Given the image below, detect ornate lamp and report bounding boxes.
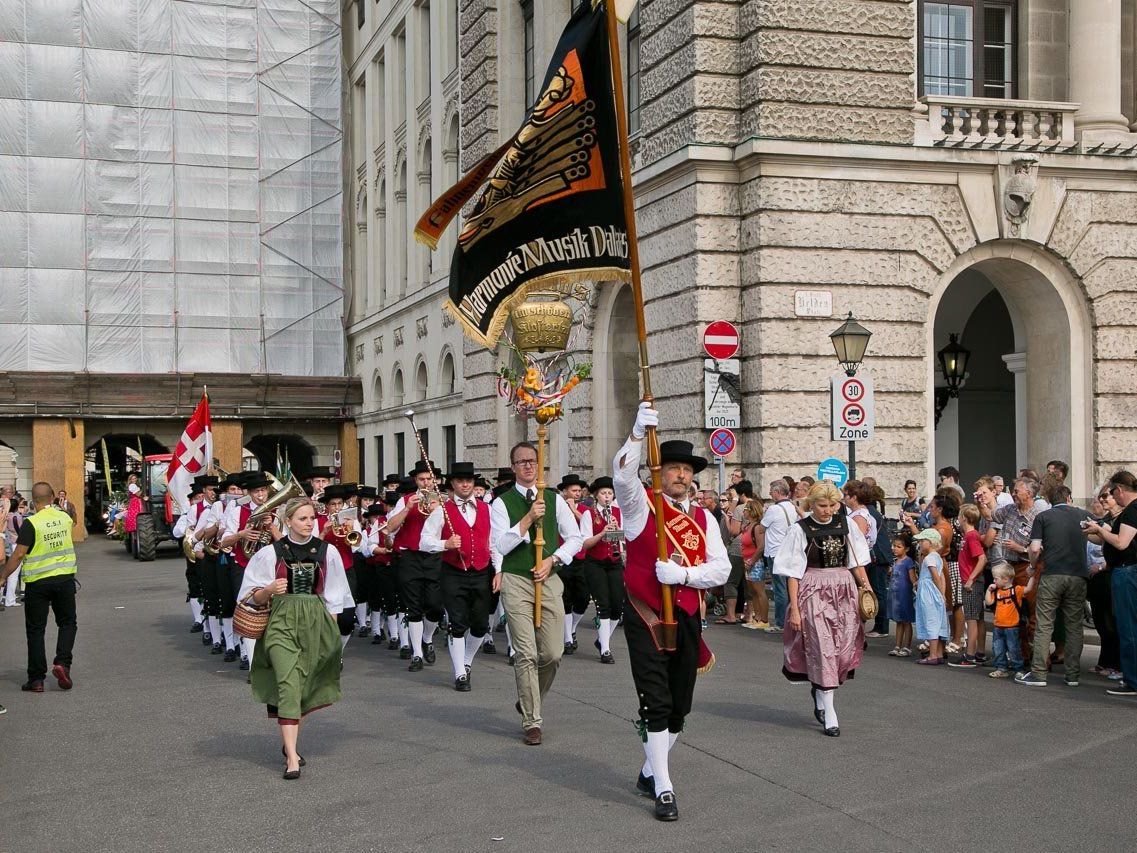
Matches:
[934,333,971,427]
[829,312,872,376]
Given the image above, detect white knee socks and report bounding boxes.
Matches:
[598,618,613,654]
[642,732,680,781]
[563,617,574,644]
[409,620,424,658]
[448,635,466,679]
[821,689,838,729]
[340,633,350,650]
[355,604,369,627]
[464,632,482,666]
[815,688,826,713]
[398,615,409,648]
[423,619,438,644]
[571,612,584,634]
[386,614,399,641]
[644,731,673,795]
[242,637,255,661]
[189,599,203,624]
[203,615,213,638]
[221,618,237,650]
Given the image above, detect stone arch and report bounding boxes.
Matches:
[414,357,430,401]
[243,434,316,478]
[438,348,456,395]
[371,368,384,411]
[928,239,1093,499]
[591,281,641,473]
[391,363,405,407]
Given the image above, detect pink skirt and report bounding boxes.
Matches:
[782,567,864,690]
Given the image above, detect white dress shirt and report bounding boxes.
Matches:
[611,436,730,589]
[420,497,481,553]
[489,482,584,574]
[238,535,353,615]
[772,513,871,580]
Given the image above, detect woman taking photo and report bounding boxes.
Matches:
[1086,485,1122,680]
[238,497,354,779]
[1083,471,1137,697]
[773,481,872,737]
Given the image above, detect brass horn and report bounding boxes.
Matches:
[240,473,306,557]
[404,409,441,514]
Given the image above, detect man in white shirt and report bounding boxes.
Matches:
[613,403,730,822]
[172,479,206,633]
[489,442,583,746]
[760,479,798,632]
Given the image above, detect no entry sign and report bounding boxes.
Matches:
[709,428,736,457]
[830,374,875,441]
[703,321,740,360]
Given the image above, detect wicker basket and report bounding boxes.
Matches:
[233,590,270,640]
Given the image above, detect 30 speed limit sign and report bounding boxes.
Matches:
[830,375,874,441]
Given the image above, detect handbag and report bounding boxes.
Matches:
[233,589,270,640]
[857,586,878,623]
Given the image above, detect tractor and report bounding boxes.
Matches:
[130,453,181,561]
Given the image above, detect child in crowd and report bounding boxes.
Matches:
[950,504,989,668]
[887,533,916,657]
[985,562,1036,678]
[913,528,949,665]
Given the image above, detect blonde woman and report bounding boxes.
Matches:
[773,481,872,737]
[238,497,354,779]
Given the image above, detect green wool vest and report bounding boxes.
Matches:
[499,487,558,577]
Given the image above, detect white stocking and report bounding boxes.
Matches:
[598,618,613,654]
[340,633,350,650]
[398,615,409,647]
[409,620,424,658]
[423,619,438,644]
[355,604,369,627]
[447,635,466,679]
[189,599,203,624]
[386,614,399,640]
[464,632,482,666]
[821,689,838,729]
[644,731,672,794]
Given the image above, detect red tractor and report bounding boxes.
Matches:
[128,453,182,561]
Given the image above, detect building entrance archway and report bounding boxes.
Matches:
[243,434,316,479]
[929,242,1092,499]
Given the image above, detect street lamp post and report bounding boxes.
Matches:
[829,312,872,480]
[934,333,971,427]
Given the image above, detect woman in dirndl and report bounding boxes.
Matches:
[238,497,353,779]
[773,480,872,737]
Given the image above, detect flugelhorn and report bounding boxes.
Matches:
[404,409,441,514]
[331,507,363,547]
[240,472,305,557]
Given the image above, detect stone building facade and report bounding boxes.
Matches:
[455,0,1137,502]
[343,0,466,482]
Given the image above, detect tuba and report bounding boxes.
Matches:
[405,409,441,514]
[240,473,306,558]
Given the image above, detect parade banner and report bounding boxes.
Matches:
[99,438,113,494]
[414,2,631,349]
[166,391,213,516]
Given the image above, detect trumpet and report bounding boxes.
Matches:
[404,409,441,514]
[331,507,362,547]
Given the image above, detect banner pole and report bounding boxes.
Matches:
[533,421,549,628]
[602,0,676,649]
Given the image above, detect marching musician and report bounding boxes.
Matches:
[185,474,220,644]
[361,501,398,646]
[421,462,492,692]
[196,472,244,657]
[385,461,445,672]
[352,486,380,636]
[306,467,334,503]
[485,467,517,658]
[314,484,363,649]
[172,479,206,634]
[490,442,583,747]
[613,403,730,821]
[220,471,281,668]
[579,475,624,664]
[557,474,590,655]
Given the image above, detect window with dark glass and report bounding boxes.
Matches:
[444,425,457,472]
[357,0,365,29]
[919,1,1016,98]
[375,436,384,480]
[358,438,365,483]
[521,0,535,105]
[396,432,406,476]
[627,8,641,133]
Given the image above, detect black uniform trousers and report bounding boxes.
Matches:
[185,555,202,602]
[560,560,591,616]
[397,550,442,623]
[584,557,625,620]
[376,555,403,614]
[441,564,492,638]
[624,603,701,734]
[199,553,222,619]
[219,555,242,619]
[24,575,78,683]
[354,553,378,611]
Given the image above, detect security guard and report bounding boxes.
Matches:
[0,482,79,693]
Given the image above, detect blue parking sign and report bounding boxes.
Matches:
[816,457,849,488]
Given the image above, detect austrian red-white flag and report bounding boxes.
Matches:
[167,391,213,516]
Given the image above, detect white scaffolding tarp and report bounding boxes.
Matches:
[0,0,344,374]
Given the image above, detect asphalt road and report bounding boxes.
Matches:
[2,538,1135,853]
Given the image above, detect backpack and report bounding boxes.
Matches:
[1004,586,1030,630]
[867,505,893,566]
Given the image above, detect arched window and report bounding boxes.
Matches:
[372,372,383,411]
[392,367,404,406]
[415,360,429,401]
[440,351,455,395]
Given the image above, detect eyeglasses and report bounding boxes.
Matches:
[512,458,538,467]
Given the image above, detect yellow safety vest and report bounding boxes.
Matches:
[22,506,78,583]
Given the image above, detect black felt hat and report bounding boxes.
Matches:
[383,473,401,487]
[589,476,614,493]
[321,484,350,501]
[557,473,585,491]
[410,459,442,478]
[495,467,515,483]
[241,471,273,490]
[339,482,359,497]
[397,478,417,496]
[356,485,378,499]
[193,474,220,488]
[305,466,335,480]
[365,502,386,517]
[448,462,476,480]
[659,440,708,475]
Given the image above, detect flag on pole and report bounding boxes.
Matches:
[275,443,292,483]
[415,1,630,349]
[166,391,213,515]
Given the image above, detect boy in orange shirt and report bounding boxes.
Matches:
[985,561,1037,678]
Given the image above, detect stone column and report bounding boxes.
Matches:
[1002,353,1028,473]
[1069,0,1132,138]
[31,419,86,542]
[211,421,243,473]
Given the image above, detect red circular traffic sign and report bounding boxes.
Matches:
[703,321,740,360]
[842,403,865,427]
[841,378,865,402]
[709,428,736,456]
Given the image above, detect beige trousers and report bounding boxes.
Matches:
[501,571,564,731]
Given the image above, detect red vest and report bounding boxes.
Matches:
[232,504,254,568]
[624,497,707,618]
[393,499,428,552]
[316,516,355,569]
[441,499,491,572]
[364,522,392,566]
[586,504,623,563]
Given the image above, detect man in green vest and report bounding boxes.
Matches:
[490,441,583,746]
[0,481,79,693]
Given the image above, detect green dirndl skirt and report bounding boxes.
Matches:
[250,593,342,721]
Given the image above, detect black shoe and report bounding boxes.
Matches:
[239,658,249,671]
[483,639,496,654]
[507,650,515,666]
[810,687,825,726]
[223,648,238,663]
[357,625,370,638]
[600,651,615,664]
[371,633,385,644]
[563,641,575,656]
[283,768,301,780]
[388,638,400,650]
[408,656,424,672]
[20,680,44,693]
[211,643,223,655]
[202,632,212,646]
[423,642,436,665]
[190,622,203,633]
[654,791,678,821]
[636,773,656,798]
[399,645,412,660]
[824,727,840,737]
[455,675,471,692]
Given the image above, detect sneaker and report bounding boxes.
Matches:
[888,647,901,657]
[865,631,886,638]
[1065,679,1079,687]
[947,656,978,668]
[700,620,708,631]
[988,669,1011,678]
[1108,671,1124,681]
[763,625,783,634]
[20,680,44,692]
[1106,684,1137,696]
[1015,672,1047,687]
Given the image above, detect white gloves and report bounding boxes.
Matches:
[655,559,686,586]
[632,401,659,440]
